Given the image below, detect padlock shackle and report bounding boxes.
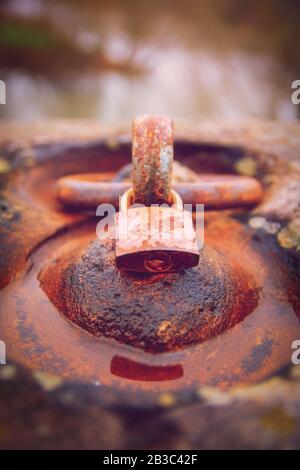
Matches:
[120,188,183,212]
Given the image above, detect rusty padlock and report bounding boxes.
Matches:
[115,115,200,273]
[115,187,200,272]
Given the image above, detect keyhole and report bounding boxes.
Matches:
[144,252,173,272]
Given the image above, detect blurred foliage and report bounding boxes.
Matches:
[0,19,61,49]
[0,0,299,119]
[0,7,144,79]
[0,0,299,78]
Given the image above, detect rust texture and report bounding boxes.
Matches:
[132,114,173,205]
[0,119,300,449]
[39,218,259,353]
[56,174,262,210]
[115,208,200,272]
[115,188,200,273]
[116,117,200,273]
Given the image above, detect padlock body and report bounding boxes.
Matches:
[115,206,200,273]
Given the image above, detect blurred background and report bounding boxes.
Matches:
[0,0,299,122]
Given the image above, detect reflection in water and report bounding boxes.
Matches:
[0,0,299,121]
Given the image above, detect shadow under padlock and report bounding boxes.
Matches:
[0,116,299,407]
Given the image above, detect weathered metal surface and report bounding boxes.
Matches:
[37,217,258,353]
[114,160,201,184]
[56,174,262,210]
[0,119,300,449]
[1,361,300,450]
[132,115,173,205]
[117,117,200,273]
[115,187,200,273]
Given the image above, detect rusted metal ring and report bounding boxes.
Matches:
[120,188,183,212]
[55,174,263,210]
[132,114,174,205]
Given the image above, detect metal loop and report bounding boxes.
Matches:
[132,114,173,205]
